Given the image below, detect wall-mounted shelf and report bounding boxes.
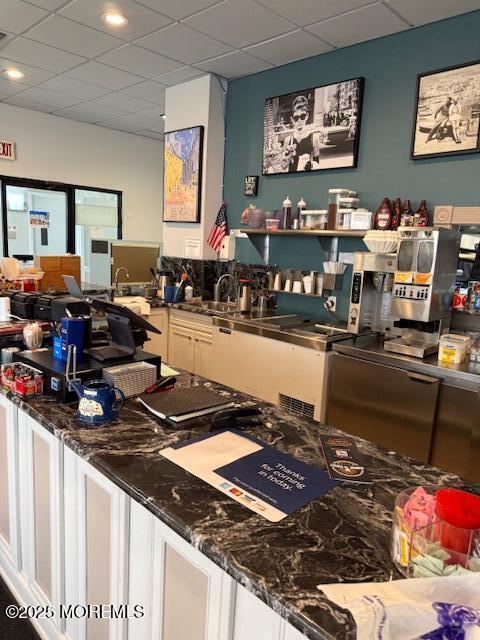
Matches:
[238,227,366,263]
[242,228,367,237]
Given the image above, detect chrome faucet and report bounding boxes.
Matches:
[214,273,235,302]
[114,267,130,295]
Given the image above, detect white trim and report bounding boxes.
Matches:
[0,395,20,571]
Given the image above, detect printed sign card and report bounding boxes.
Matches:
[161,429,337,522]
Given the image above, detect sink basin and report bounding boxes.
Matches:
[200,301,237,312]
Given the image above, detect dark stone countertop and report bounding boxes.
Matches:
[4,376,474,640]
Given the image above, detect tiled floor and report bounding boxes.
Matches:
[0,576,40,640]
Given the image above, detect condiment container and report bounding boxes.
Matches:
[438,334,471,364]
[281,196,292,230]
[265,218,280,231]
[248,207,267,229]
[328,189,357,230]
[300,210,328,230]
[336,208,353,230]
[337,196,359,210]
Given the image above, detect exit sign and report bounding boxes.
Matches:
[0,140,15,160]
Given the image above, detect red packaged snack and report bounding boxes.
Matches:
[435,488,480,554]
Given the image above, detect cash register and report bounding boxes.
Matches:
[14,278,162,402]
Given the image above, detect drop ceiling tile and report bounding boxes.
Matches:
[153,66,204,86]
[245,30,332,65]
[53,101,128,122]
[136,23,232,64]
[39,76,109,99]
[93,91,156,111]
[385,0,480,26]
[4,95,54,112]
[305,2,409,47]
[99,112,164,132]
[97,44,182,77]
[0,37,86,73]
[185,0,295,48]
[6,86,81,109]
[27,0,69,9]
[132,0,221,21]
[196,51,273,79]
[59,0,172,41]
[1,0,49,35]
[134,129,165,140]
[27,15,123,57]
[0,32,16,53]
[66,60,142,90]
[120,80,166,103]
[137,105,165,119]
[0,76,29,96]
[256,0,377,27]
[0,58,55,85]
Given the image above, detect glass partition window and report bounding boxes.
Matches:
[6,185,67,258]
[75,189,120,287]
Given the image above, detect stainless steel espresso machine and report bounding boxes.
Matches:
[384,227,460,358]
[347,252,399,335]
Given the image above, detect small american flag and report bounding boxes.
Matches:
[207,202,228,253]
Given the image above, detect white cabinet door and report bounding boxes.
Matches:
[232,584,283,640]
[168,324,195,372]
[17,411,64,637]
[64,447,128,640]
[193,330,213,379]
[128,500,234,640]
[146,309,169,361]
[0,394,20,573]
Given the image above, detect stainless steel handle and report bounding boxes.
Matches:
[406,370,438,384]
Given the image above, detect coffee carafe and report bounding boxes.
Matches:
[237,279,252,313]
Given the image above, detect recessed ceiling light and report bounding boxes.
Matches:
[102,12,128,26]
[3,68,25,80]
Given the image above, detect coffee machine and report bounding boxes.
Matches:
[347,252,399,335]
[384,227,460,358]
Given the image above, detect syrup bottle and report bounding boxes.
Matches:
[391,197,402,230]
[401,199,413,227]
[374,197,392,230]
[415,200,429,227]
[281,196,292,230]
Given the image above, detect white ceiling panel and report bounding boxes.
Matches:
[59,0,173,41]
[99,111,164,132]
[0,37,86,73]
[305,2,409,48]
[39,75,109,99]
[185,0,295,48]
[132,0,222,21]
[196,51,273,79]
[134,129,164,140]
[6,86,81,109]
[66,60,142,89]
[27,0,70,9]
[97,44,182,77]
[385,0,480,26]
[53,101,128,122]
[153,66,204,86]
[1,0,49,35]
[136,23,232,63]
[5,95,54,112]
[120,80,166,103]
[256,0,377,27]
[245,30,332,66]
[0,58,55,85]
[0,76,29,96]
[27,15,123,57]
[136,105,165,119]
[92,91,155,111]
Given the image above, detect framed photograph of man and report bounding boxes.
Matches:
[262,77,364,175]
[411,61,480,160]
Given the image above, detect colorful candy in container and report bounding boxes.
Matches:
[392,486,480,577]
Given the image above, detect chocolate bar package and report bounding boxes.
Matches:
[320,435,372,484]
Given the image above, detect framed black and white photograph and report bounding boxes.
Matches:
[262,77,364,175]
[411,60,480,160]
[244,175,259,196]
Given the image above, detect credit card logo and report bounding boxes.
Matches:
[220,482,231,490]
[230,488,242,496]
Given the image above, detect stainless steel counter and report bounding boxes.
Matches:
[333,334,480,390]
[213,314,352,352]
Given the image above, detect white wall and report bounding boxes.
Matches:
[0,102,163,244]
[163,74,225,259]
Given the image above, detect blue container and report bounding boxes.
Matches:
[60,317,85,362]
[52,335,62,360]
[163,285,176,303]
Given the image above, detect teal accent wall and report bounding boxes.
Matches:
[223,10,480,321]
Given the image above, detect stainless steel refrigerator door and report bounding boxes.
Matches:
[431,382,480,482]
[327,353,440,462]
